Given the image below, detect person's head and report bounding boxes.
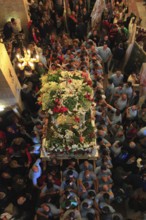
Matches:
[97,137,103,144]
[68,159,76,168]
[118,83,123,90]
[108,78,113,84]
[64,190,71,199]
[83,7,87,13]
[116,70,122,77]
[17,195,26,205]
[127,81,132,87]
[52,158,58,165]
[131,105,137,111]
[84,170,90,178]
[116,130,124,137]
[68,211,76,220]
[35,122,42,129]
[88,190,96,199]
[104,35,108,41]
[121,93,127,101]
[11,18,16,24]
[83,160,90,169]
[101,165,107,172]
[67,170,74,179]
[129,141,136,148]
[101,206,110,214]
[65,178,74,187]
[47,174,53,181]
[102,185,109,192]
[0,155,9,165]
[14,175,25,187]
[47,181,53,189]
[93,30,97,36]
[86,212,95,220]
[1,172,11,179]
[103,193,110,202]
[32,165,39,172]
[6,126,15,133]
[103,43,108,50]
[64,199,71,210]
[72,11,76,16]
[82,202,91,209]
[42,203,50,212]
[0,191,6,200]
[113,215,121,220]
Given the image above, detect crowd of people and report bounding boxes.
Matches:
[0,0,146,220]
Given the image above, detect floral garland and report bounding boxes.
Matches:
[38,70,96,154]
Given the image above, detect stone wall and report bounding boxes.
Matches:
[0,0,29,34]
[0,43,23,110]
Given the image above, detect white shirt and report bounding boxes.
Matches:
[110,74,123,87]
[116,97,127,110]
[123,85,133,99]
[97,46,112,63]
[127,107,138,119]
[109,107,122,124]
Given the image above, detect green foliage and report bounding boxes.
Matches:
[48,73,61,82]
[78,93,91,109]
[72,75,82,80]
[82,85,92,94]
[64,97,77,111]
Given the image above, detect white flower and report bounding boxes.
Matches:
[48,109,53,115]
[72,144,78,149]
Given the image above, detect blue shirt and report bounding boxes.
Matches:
[29,159,42,186]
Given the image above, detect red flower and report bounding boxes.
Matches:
[54,99,61,105]
[60,106,68,113]
[82,72,88,80]
[53,106,68,113]
[65,146,69,151]
[68,79,72,83]
[85,93,93,101]
[74,116,80,123]
[79,136,84,143]
[53,106,60,113]
[87,80,92,86]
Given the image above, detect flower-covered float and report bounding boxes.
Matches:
[38,70,98,158]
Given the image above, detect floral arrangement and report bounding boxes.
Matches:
[38,70,96,154]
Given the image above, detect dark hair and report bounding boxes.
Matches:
[65,199,71,209]
[103,193,110,200]
[11,18,15,23]
[102,206,110,214]
[101,165,107,171]
[113,215,121,220]
[69,211,75,220]
[108,78,113,84]
[127,81,132,87]
[64,190,70,197]
[88,190,96,198]
[67,170,74,177]
[47,181,53,189]
[82,202,89,209]
[84,182,89,189]
[86,212,95,220]
[97,137,103,143]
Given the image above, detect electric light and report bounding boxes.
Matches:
[16,48,39,70]
[0,105,5,112]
